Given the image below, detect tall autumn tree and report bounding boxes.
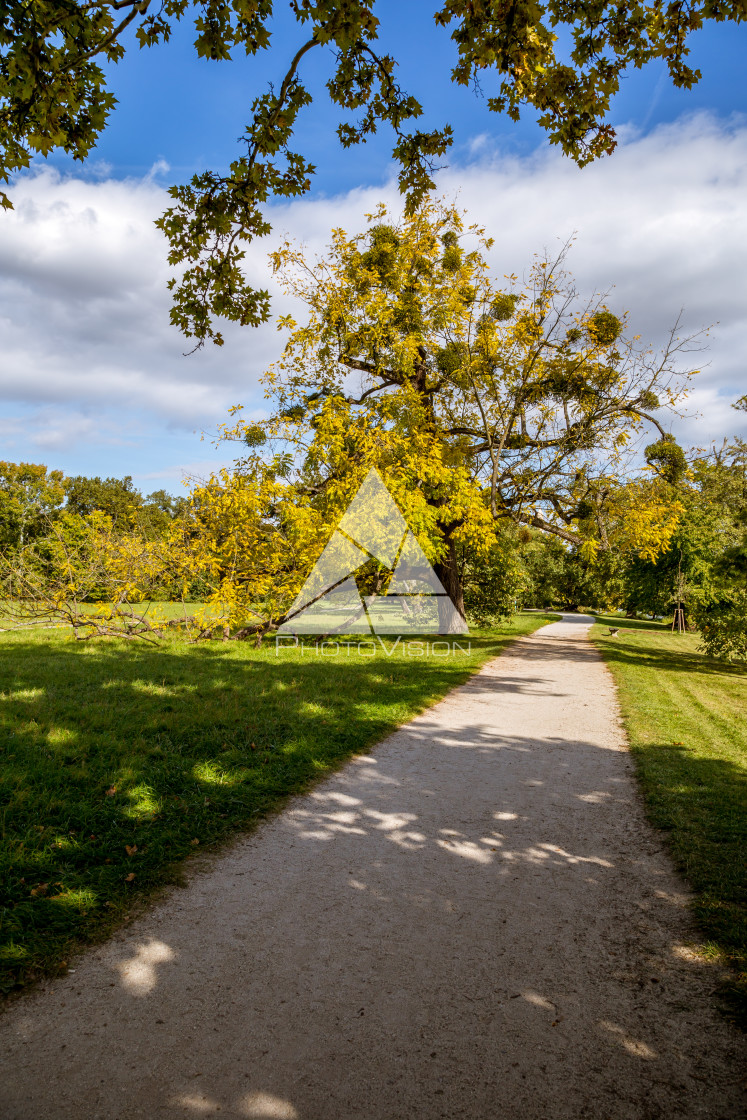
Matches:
[220,199,693,626]
[2,2,745,344]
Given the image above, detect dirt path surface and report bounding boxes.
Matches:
[1,616,744,1120]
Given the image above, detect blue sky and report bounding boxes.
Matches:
[85,8,747,186]
[2,7,746,493]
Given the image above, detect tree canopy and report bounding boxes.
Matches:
[0,466,186,552]
[0,461,66,552]
[214,199,696,628]
[2,0,745,344]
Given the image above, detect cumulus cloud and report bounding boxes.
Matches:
[0,170,270,428]
[0,111,745,478]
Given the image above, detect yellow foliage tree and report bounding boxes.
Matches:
[15,200,688,641]
[0,509,178,640]
[214,197,693,630]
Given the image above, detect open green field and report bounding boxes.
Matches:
[0,600,221,628]
[0,612,556,995]
[591,615,747,1024]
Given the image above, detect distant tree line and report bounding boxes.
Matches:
[0,464,188,551]
[1,426,745,658]
[0,465,203,603]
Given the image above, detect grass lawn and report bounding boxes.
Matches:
[591,614,747,1024]
[0,612,556,995]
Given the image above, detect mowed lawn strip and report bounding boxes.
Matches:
[0,613,556,994]
[591,615,747,1024]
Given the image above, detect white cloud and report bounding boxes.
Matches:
[0,111,745,481]
[0,170,276,433]
[0,408,112,452]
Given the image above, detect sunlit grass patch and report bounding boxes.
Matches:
[3,688,44,702]
[46,727,78,746]
[124,784,161,820]
[192,760,246,787]
[49,887,98,911]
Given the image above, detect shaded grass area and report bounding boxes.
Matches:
[591,614,747,1025]
[0,614,555,994]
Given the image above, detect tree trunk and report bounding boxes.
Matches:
[433,535,467,634]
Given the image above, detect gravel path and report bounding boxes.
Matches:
[1,615,744,1120]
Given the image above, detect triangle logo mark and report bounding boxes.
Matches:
[337,468,408,568]
[281,468,468,636]
[285,531,370,616]
[278,578,370,635]
[387,530,448,595]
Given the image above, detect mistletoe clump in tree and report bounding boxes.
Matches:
[214,198,696,631]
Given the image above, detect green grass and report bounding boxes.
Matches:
[591,614,747,1024]
[0,599,218,632]
[0,612,556,994]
